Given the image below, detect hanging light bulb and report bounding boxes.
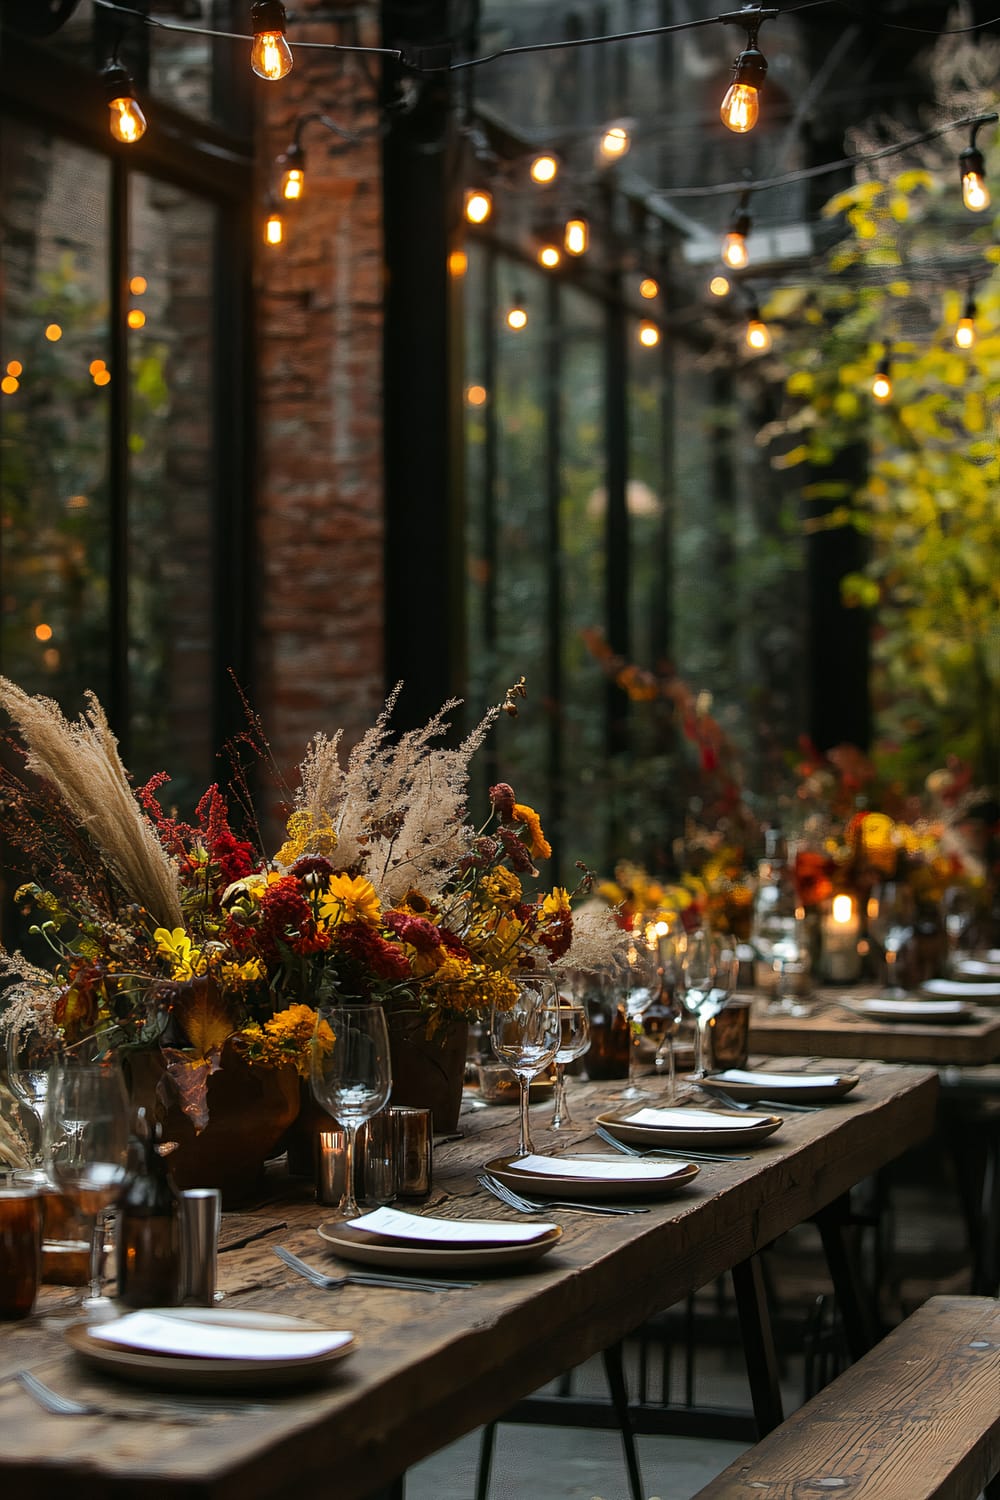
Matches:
[537,240,562,269]
[744,298,771,353]
[506,294,528,331]
[564,214,589,256]
[709,274,731,297]
[598,123,631,161]
[639,277,659,300]
[638,320,660,348]
[279,142,305,200]
[720,18,768,134]
[250,0,293,81]
[530,153,559,185]
[721,200,752,270]
[102,64,147,144]
[464,188,493,225]
[871,354,892,402]
[960,143,990,212]
[955,292,977,348]
[264,208,284,246]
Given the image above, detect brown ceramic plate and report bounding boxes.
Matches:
[317,1218,562,1271]
[699,1070,860,1103]
[485,1152,700,1200]
[597,1106,782,1150]
[65,1309,355,1389]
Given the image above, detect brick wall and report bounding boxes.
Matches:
[254,2,386,782]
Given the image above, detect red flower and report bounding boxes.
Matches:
[384,910,442,953]
[489,783,516,822]
[336,921,412,982]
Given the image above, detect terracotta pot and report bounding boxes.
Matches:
[123,1041,301,1207]
[385,1008,468,1134]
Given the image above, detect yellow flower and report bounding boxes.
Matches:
[541,886,571,920]
[274,809,338,868]
[154,926,205,980]
[512,802,552,861]
[220,958,264,987]
[597,879,625,906]
[481,868,522,911]
[319,874,381,927]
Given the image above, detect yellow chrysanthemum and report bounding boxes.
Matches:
[541,886,571,921]
[319,874,381,928]
[512,802,552,861]
[220,958,265,987]
[481,868,522,911]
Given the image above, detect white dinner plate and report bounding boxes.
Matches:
[846,997,974,1024]
[597,1106,782,1150]
[65,1308,356,1389]
[317,1215,562,1272]
[699,1070,860,1103]
[952,958,1000,980]
[485,1152,700,1200]
[922,977,1000,1000]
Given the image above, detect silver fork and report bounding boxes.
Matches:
[594,1123,750,1163]
[15,1370,239,1424]
[477,1173,649,1217]
[274,1245,478,1292]
[700,1085,820,1114]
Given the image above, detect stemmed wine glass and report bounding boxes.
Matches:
[867,881,915,997]
[6,1025,64,1187]
[618,919,669,1100]
[679,929,737,1081]
[44,1057,131,1317]
[548,996,590,1131]
[310,1004,392,1220]
[490,974,562,1157]
[651,928,687,1104]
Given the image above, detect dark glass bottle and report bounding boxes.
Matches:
[584,996,630,1080]
[118,1108,181,1308]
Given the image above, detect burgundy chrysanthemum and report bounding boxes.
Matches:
[257,875,317,956]
[384,910,442,953]
[289,855,336,883]
[336,921,412,982]
[437,927,471,960]
[497,826,537,875]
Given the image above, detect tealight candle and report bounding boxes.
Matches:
[821,893,862,983]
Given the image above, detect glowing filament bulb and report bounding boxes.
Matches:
[709,275,731,297]
[564,217,588,255]
[720,40,767,133]
[265,212,284,246]
[745,317,771,353]
[639,278,659,300]
[506,303,528,331]
[871,361,892,402]
[600,125,630,159]
[722,231,749,270]
[108,95,147,143]
[638,320,660,348]
[282,167,304,200]
[250,2,292,79]
[464,189,493,225]
[962,169,989,211]
[720,82,759,133]
[530,154,559,184]
[955,316,976,349]
[538,244,561,269]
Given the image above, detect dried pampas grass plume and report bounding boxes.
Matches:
[0,680,182,930]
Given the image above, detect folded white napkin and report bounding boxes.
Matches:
[623,1107,765,1131]
[347,1205,555,1243]
[92,1312,352,1361]
[508,1153,687,1180]
[712,1069,845,1088]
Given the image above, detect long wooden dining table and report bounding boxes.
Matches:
[748,989,1000,1065]
[0,1063,937,1500]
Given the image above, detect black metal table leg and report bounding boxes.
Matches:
[474,1420,498,1500]
[814,1194,878,1360]
[732,1254,784,1437]
[602,1341,645,1500]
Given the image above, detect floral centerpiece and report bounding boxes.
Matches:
[0,677,626,1163]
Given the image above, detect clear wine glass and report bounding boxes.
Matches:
[548,997,590,1131]
[6,1025,64,1187]
[943,885,977,972]
[490,974,561,1157]
[679,928,726,1081]
[310,1004,392,1220]
[652,929,688,1104]
[867,881,915,997]
[44,1058,130,1317]
[618,922,665,1101]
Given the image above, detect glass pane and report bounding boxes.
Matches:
[127,174,217,806]
[0,124,112,706]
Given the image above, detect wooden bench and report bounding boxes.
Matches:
[691,1296,1000,1500]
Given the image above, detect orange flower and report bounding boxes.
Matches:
[512,802,552,861]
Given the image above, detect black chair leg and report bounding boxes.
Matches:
[732,1254,784,1437]
[474,1420,498,1500]
[602,1341,645,1500]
